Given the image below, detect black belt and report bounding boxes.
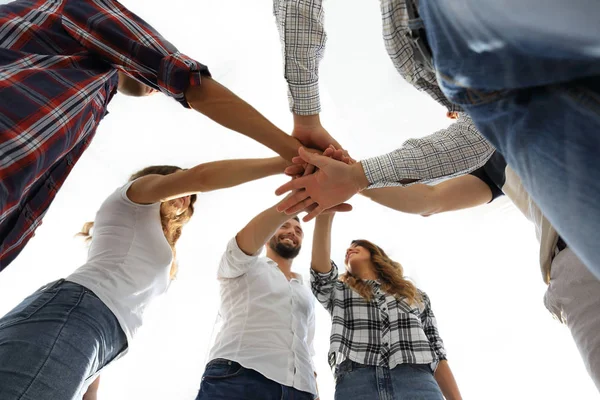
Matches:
[556,236,567,252]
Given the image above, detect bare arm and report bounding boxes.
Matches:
[82,376,100,400]
[127,156,288,204]
[312,214,334,273]
[185,77,301,161]
[435,360,462,400]
[362,174,493,216]
[236,200,300,256]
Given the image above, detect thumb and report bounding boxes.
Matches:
[299,147,329,168]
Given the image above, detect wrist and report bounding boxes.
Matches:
[351,162,370,191]
[293,113,321,128]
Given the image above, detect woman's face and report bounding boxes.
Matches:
[344,244,371,273]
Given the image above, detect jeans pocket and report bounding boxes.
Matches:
[408,363,433,375]
[0,288,60,330]
[202,360,245,380]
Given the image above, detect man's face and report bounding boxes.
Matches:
[268,218,303,259]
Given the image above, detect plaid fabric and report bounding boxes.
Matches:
[311,262,447,371]
[274,0,494,185]
[0,0,209,270]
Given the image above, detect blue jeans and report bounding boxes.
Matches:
[0,280,127,400]
[418,0,600,277]
[334,360,443,400]
[196,358,316,400]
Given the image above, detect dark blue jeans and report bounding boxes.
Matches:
[196,359,315,400]
[334,360,443,400]
[0,280,127,400]
[418,0,600,276]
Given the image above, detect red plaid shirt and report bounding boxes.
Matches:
[0,0,210,270]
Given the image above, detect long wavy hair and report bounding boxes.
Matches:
[77,166,197,279]
[341,239,422,305]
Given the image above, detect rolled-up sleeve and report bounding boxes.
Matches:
[217,237,260,279]
[309,261,338,312]
[420,292,448,364]
[361,113,495,187]
[62,0,210,108]
[273,0,326,115]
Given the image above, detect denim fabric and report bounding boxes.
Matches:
[334,360,443,400]
[196,358,316,400]
[418,0,600,277]
[0,280,127,400]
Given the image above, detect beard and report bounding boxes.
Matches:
[268,236,301,260]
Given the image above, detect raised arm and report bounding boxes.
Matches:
[312,214,334,273]
[236,199,300,256]
[274,0,326,116]
[64,0,301,161]
[361,114,494,187]
[362,174,493,216]
[273,0,345,152]
[127,157,288,204]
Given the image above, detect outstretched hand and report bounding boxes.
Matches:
[275,147,368,222]
[285,145,356,177]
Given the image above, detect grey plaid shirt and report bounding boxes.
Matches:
[311,262,447,371]
[273,0,494,185]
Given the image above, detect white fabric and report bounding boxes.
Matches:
[208,237,317,396]
[544,247,600,392]
[67,181,173,344]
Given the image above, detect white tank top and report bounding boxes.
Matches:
[67,181,173,345]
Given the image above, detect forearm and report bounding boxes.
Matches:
[273,0,326,115]
[434,360,462,400]
[236,203,299,255]
[189,157,288,192]
[362,185,438,215]
[185,77,300,160]
[361,114,494,186]
[312,214,334,273]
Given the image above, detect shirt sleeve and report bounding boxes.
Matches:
[309,261,338,313]
[361,113,495,187]
[217,237,260,279]
[62,0,210,108]
[307,300,317,370]
[273,0,326,115]
[419,291,448,363]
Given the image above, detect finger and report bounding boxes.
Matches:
[285,197,317,214]
[285,164,305,176]
[276,190,311,213]
[292,156,305,164]
[303,204,325,222]
[303,163,316,177]
[275,175,311,196]
[297,147,329,168]
[329,203,353,212]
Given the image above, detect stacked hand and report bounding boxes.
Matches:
[276,145,367,221]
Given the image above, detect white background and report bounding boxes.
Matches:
[0,0,597,399]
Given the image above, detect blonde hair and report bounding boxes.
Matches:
[341,239,422,305]
[77,166,196,279]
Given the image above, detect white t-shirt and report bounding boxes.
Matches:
[67,181,173,345]
[208,237,317,396]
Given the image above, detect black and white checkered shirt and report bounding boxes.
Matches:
[310,262,447,371]
[273,0,494,186]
